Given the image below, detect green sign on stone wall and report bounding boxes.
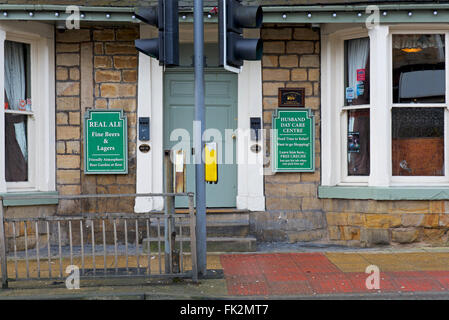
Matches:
[84,109,128,174]
[272,108,315,172]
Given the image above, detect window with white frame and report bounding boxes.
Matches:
[391,34,445,177]
[5,40,33,183]
[0,23,55,193]
[343,37,370,178]
[322,25,449,189]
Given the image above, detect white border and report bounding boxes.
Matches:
[135,25,164,212]
[0,22,55,193]
[236,60,265,211]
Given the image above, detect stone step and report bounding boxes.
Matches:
[144,212,255,252]
[142,236,257,253]
[164,212,250,223]
[149,213,251,238]
[147,222,250,238]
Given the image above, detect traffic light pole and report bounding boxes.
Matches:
[194,0,207,276]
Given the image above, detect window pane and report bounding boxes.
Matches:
[4,40,31,182]
[392,107,444,176]
[347,109,370,176]
[5,114,28,182]
[393,34,445,104]
[344,38,370,106]
[4,40,31,111]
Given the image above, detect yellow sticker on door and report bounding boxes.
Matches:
[205,142,218,184]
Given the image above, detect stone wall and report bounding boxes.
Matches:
[324,199,449,247]
[2,26,140,252]
[251,24,327,242]
[55,26,139,215]
[4,205,56,252]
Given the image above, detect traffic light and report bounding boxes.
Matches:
[219,0,263,72]
[134,0,179,67]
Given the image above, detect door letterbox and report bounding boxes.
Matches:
[250,117,261,141]
[139,117,150,141]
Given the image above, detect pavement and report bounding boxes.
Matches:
[2,244,449,299]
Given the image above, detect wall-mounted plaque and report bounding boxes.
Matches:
[272,108,315,172]
[278,88,305,107]
[84,109,128,174]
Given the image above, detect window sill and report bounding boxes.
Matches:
[0,191,59,207]
[318,186,449,200]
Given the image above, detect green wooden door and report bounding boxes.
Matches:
[164,70,238,207]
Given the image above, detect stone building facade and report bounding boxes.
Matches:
[2,25,141,250]
[252,23,449,247]
[251,24,327,243]
[55,26,139,215]
[1,2,449,252]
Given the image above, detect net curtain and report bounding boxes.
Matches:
[347,38,369,100]
[4,40,27,161]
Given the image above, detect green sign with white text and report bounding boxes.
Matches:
[272,108,315,172]
[84,109,128,174]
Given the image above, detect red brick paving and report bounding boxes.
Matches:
[345,272,372,293]
[220,253,449,296]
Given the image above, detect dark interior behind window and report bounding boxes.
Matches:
[392,107,444,176]
[393,34,445,104]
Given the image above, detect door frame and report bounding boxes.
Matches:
[134,24,265,212]
[163,68,238,208]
